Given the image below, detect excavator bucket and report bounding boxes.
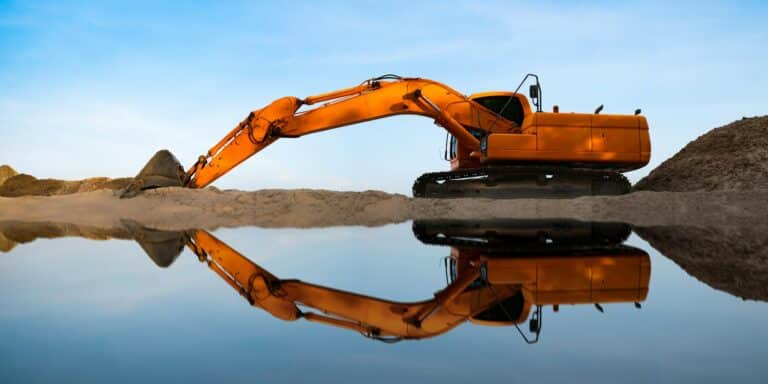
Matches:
[120,150,185,198]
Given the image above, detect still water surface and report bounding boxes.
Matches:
[1,221,766,383]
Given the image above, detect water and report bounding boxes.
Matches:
[1,220,766,383]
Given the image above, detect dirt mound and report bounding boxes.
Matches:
[636,225,768,302]
[1,187,766,230]
[0,165,18,186]
[635,116,768,192]
[0,173,132,197]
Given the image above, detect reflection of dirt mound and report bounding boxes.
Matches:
[636,225,768,302]
[0,221,135,252]
[0,231,16,252]
[0,173,132,197]
[635,116,768,192]
[0,221,184,267]
[0,221,132,245]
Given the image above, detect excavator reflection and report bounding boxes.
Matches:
[127,219,649,343]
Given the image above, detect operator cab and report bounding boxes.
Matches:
[445,75,542,162]
[444,74,542,163]
[444,91,533,162]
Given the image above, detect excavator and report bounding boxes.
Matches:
[122,219,650,343]
[121,74,650,198]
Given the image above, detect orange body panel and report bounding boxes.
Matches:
[487,254,650,305]
[481,112,650,167]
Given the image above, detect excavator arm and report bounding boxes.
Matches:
[183,75,518,188]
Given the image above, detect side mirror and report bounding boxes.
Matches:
[529,84,539,99]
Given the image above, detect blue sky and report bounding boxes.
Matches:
[1,1,766,193]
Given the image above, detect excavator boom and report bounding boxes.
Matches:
[183,76,516,188]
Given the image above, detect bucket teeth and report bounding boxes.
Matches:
[120,150,185,198]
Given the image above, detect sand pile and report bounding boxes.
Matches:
[636,225,768,302]
[1,188,766,230]
[0,167,132,197]
[635,116,768,192]
[0,188,414,229]
[0,165,18,186]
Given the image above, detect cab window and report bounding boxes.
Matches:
[448,135,457,160]
[473,95,525,126]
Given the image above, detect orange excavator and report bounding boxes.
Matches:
[122,74,650,198]
[123,219,650,343]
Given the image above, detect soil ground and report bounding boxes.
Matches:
[0,187,765,230]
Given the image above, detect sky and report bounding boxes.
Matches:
[1,0,766,193]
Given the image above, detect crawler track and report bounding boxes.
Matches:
[412,165,630,199]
